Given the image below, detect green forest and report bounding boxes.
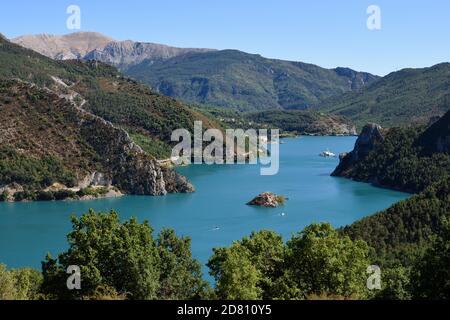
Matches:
[1,32,449,301]
[1,208,448,300]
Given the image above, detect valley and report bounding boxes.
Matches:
[0,16,449,301]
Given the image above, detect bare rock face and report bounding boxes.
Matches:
[0,183,24,201]
[12,32,214,71]
[161,167,195,193]
[352,123,384,161]
[247,192,286,208]
[78,172,112,189]
[84,40,215,70]
[78,115,193,196]
[12,32,114,60]
[332,123,384,176]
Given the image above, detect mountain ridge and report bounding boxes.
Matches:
[12,32,114,60]
[12,32,216,67]
[127,49,379,111]
[0,33,208,200]
[316,62,450,128]
[332,110,450,193]
[11,32,379,112]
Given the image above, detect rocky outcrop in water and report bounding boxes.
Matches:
[247,192,286,208]
[332,123,384,176]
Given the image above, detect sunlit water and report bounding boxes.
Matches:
[0,137,409,278]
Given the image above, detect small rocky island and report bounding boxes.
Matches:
[247,192,287,208]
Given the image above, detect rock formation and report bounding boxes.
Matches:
[247,192,286,208]
[332,123,384,176]
[12,32,114,60]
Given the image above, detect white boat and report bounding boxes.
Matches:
[319,149,336,157]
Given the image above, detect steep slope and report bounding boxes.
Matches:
[126,49,379,111]
[11,32,215,70]
[84,40,215,71]
[0,35,215,200]
[12,32,114,60]
[341,178,449,267]
[12,32,378,112]
[332,111,450,193]
[335,112,450,267]
[317,63,450,128]
[1,35,220,159]
[416,109,450,155]
[0,79,193,201]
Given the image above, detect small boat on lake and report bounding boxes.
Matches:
[319,149,336,157]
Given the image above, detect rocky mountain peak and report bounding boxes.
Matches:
[84,40,216,70]
[416,109,450,155]
[11,31,215,70]
[12,31,114,60]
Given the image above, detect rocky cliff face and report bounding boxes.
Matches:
[81,124,194,195]
[61,84,195,196]
[84,40,215,71]
[12,32,113,60]
[0,80,194,200]
[247,192,286,208]
[12,32,214,70]
[332,123,384,176]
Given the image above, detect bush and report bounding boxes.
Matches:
[41,209,208,300]
[0,264,43,300]
[208,223,370,300]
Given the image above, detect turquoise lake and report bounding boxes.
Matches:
[0,137,410,276]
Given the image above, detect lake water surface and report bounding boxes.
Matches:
[0,137,410,275]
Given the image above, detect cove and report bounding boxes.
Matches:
[0,137,410,277]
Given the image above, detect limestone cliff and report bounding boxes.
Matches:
[0,80,193,201]
[332,123,384,176]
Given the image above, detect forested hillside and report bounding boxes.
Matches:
[0,35,221,159]
[333,110,450,193]
[317,63,450,128]
[0,35,212,200]
[126,49,378,111]
[335,111,450,272]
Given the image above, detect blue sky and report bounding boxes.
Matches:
[1,0,449,75]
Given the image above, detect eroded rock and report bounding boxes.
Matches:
[332,123,384,176]
[247,192,286,208]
